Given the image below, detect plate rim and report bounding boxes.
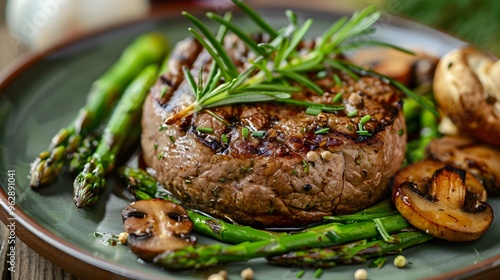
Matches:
[0,1,498,279]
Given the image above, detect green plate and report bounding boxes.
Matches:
[1,2,499,279]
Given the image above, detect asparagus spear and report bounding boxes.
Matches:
[407,108,440,163]
[153,214,409,269]
[73,65,159,208]
[267,230,433,268]
[323,199,399,223]
[67,132,99,173]
[119,166,283,243]
[120,166,432,270]
[29,33,169,188]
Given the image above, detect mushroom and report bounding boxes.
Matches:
[393,164,493,241]
[427,136,500,196]
[392,159,487,202]
[350,47,438,86]
[433,46,500,146]
[122,198,196,261]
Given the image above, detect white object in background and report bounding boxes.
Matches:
[6,0,150,51]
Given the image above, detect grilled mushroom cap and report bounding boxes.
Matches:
[394,164,493,241]
[392,159,487,202]
[122,198,196,261]
[433,46,500,146]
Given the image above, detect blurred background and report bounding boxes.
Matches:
[1,0,500,70]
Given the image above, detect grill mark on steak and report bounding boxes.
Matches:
[141,35,407,227]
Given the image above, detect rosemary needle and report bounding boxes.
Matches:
[164,1,425,128]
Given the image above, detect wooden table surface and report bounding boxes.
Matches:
[0,1,78,277]
[0,223,78,279]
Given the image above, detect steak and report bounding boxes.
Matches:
[141,36,406,227]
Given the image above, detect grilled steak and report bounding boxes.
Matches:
[141,36,407,227]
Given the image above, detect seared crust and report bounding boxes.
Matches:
[142,37,406,227]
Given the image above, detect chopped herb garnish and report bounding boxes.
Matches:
[332,92,343,103]
[370,256,387,268]
[398,129,404,136]
[296,269,305,278]
[221,133,229,144]
[302,159,309,173]
[356,114,372,136]
[252,130,266,138]
[315,127,330,134]
[158,125,168,131]
[92,232,120,246]
[197,127,214,133]
[164,4,392,125]
[169,135,175,143]
[306,107,322,116]
[242,126,250,139]
[356,130,373,136]
[360,114,372,125]
[333,73,343,86]
[355,154,361,165]
[347,109,358,117]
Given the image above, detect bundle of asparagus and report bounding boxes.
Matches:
[29,32,170,208]
[119,166,433,270]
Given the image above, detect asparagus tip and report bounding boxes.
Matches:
[73,161,105,208]
[29,152,61,189]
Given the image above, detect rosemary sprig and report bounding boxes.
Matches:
[165,1,423,126]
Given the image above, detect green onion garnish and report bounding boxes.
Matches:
[252,130,266,138]
[306,107,322,116]
[360,114,371,125]
[333,73,343,86]
[347,109,358,117]
[221,134,228,144]
[315,127,330,134]
[302,159,309,173]
[356,130,373,136]
[242,126,250,139]
[332,92,343,103]
[296,269,305,278]
[197,127,214,133]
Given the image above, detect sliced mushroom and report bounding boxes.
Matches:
[427,136,500,196]
[393,159,487,202]
[122,198,196,261]
[394,164,493,241]
[433,46,500,146]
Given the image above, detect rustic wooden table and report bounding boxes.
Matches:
[0,223,78,279]
[0,0,78,277]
